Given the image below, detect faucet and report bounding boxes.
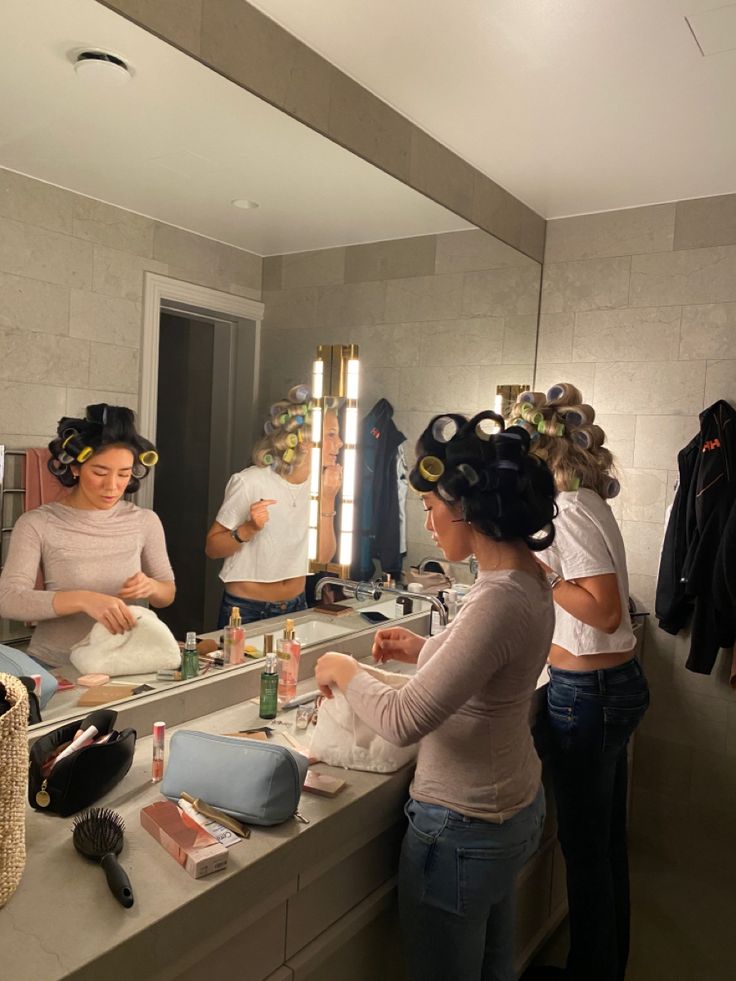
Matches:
[315,576,448,627]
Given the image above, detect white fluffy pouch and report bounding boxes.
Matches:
[309,668,418,773]
[70,607,181,677]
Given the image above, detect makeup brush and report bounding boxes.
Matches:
[72,807,134,908]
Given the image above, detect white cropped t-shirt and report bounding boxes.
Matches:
[215,466,310,584]
[539,489,636,656]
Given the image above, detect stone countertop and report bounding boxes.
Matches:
[1,693,413,981]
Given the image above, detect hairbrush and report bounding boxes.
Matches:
[72,807,134,908]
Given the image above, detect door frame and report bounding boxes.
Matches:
[138,272,264,510]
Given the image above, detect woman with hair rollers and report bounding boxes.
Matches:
[206,385,342,627]
[510,384,650,981]
[314,410,557,981]
[0,404,175,669]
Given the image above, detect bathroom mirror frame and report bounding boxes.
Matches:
[0,0,543,730]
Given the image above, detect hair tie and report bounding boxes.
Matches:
[418,456,444,482]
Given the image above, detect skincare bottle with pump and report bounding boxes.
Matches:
[181,632,199,680]
[259,653,279,720]
[277,619,301,703]
[224,607,245,665]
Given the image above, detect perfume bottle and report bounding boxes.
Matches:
[181,631,199,680]
[277,618,301,703]
[151,721,165,783]
[224,606,245,665]
[259,653,279,720]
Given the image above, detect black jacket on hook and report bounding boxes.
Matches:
[655,400,736,674]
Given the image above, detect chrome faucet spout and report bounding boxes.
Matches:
[314,576,381,602]
[373,583,448,627]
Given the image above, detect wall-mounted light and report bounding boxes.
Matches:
[309,345,360,576]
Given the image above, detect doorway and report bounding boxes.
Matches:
[139,275,263,637]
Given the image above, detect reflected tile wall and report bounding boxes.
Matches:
[0,167,262,444]
[536,192,736,866]
[261,228,542,571]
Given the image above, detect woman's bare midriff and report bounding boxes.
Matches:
[224,576,306,603]
[548,643,636,671]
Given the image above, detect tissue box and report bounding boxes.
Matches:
[140,800,228,878]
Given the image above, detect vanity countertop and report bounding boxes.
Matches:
[1,691,414,981]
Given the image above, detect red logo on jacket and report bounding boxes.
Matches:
[702,438,721,452]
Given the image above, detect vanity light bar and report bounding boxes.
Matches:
[312,359,324,399]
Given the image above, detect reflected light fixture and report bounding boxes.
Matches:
[309,345,360,575]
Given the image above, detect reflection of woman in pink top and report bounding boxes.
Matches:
[0,404,175,669]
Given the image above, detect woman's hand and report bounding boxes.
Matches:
[315,651,359,698]
[249,499,277,531]
[118,572,157,600]
[321,464,343,500]
[371,627,424,665]
[80,592,137,634]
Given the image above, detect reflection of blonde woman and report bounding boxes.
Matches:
[512,385,649,981]
[205,386,339,627]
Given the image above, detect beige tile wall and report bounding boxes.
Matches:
[537,196,736,872]
[0,168,262,447]
[260,228,542,577]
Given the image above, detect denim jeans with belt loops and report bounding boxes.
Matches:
[533,658,649,981]
[398,786,545,981]
[216,589,307,629]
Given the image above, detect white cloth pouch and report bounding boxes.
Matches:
[162,730,309,826]
[70,606,181,677]
[310,671,418,773]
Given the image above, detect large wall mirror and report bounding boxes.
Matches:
[0,0,541,727]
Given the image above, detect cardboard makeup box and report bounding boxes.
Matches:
[140,800,228,878]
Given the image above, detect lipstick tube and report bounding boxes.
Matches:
[152,721,165,783]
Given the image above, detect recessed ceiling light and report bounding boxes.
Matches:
[231,199,260,210]
[74,50,131,86]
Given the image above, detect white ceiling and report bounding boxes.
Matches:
[249,0,736,218]
[0,0,471,257]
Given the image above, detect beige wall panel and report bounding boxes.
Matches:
[541,256,631,314]
[545,203,675,263]
[630,245,736,307]
[573,306,681,363]
[0,270,69,335]
[674,193,736,251]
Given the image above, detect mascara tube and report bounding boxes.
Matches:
[152,721,165,783]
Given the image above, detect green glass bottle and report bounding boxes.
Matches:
[181,631,199,680]
[259,653,279,720]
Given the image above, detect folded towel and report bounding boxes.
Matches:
[70,607,181,677]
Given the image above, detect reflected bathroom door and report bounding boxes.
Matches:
[153,312,255,638]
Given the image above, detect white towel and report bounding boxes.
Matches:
[70,607,181,677]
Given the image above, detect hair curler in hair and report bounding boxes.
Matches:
[288,384,311,404]
[456,463,480,487]
[431,415,460,444]
[418,456,444,482]
[603,477,621,499]
[538,419,565,437]
[520,403,544,425]
[570,424,605,451]
[509,419,538,438]
[546,383,583,407]
[559,403,595,429]
[518,391,546,408]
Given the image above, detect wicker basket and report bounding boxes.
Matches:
[0,673,28,908]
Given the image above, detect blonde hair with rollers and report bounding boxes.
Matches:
[507,383,619,498]
[252,385,314,476]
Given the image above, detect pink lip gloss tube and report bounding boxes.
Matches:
[152,721,165,783]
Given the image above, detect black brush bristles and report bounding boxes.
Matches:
[72,807,125,859]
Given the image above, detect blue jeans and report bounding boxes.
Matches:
[533,659,649,981]
[216,589,307,629]
[399,787,546,981]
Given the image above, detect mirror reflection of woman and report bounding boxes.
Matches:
[320,404,344,563]
[0,405,175,670]
[206,386,339,628]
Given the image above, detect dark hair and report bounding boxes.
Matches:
[47,404,158,493]
[409,410,557,551]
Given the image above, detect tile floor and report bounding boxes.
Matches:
[527,845,734,981]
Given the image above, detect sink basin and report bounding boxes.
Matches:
[246,617,356,652]
[359,596,432,618]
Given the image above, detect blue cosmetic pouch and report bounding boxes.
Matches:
[162,730,309,826]
[0,644,58,709]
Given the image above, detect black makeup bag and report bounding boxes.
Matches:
[28,709,136,816]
